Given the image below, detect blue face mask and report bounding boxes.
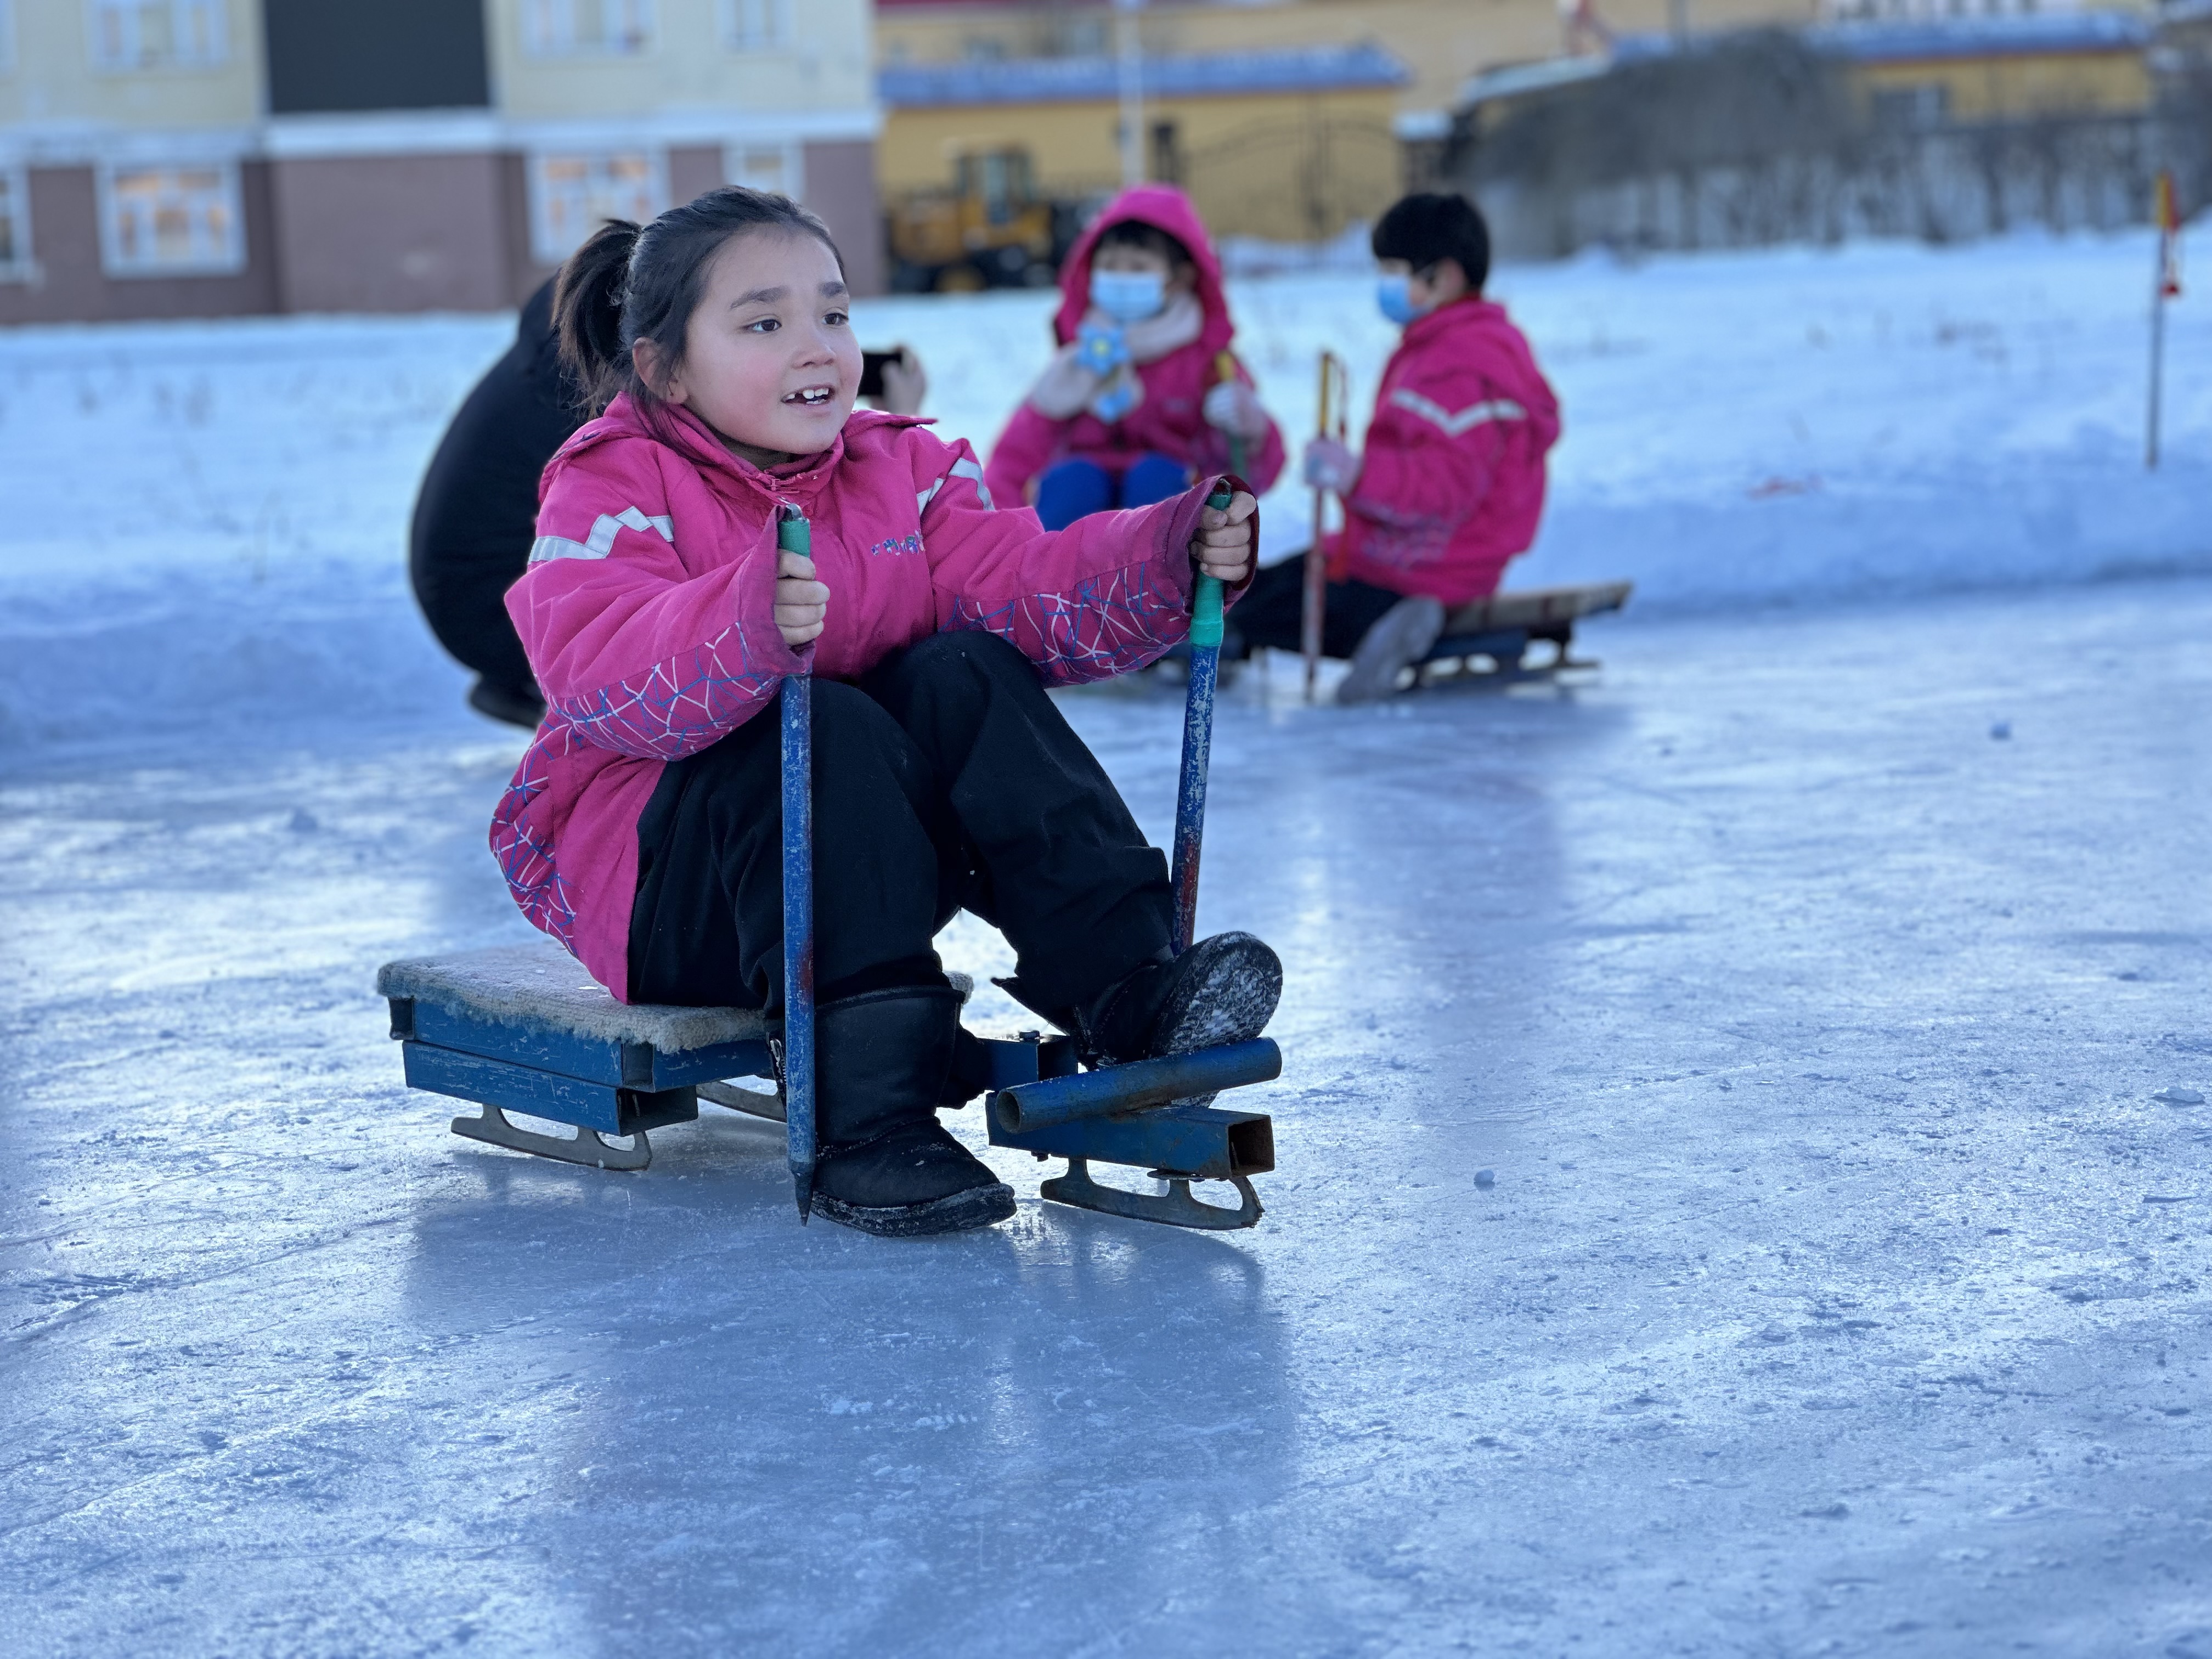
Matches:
[1090,268,1167,323]
[1376,274,1424,326]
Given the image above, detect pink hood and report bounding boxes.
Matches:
[1050,183,1235,357]
[985,185,1285,506]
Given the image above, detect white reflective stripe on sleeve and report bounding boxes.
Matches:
[917,456,994,516]
[528,506,676,563]
[949,455,994,510]
[1387,388,1527,437]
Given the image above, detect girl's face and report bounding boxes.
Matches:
[642,229,861,465]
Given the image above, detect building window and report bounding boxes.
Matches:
[522,0,653,58]
[726,143,802,201]
[722,0,793,50]
[100,163,244,275]
[0,167,31,279]
[530,151,667,263]
[87,0,227,71]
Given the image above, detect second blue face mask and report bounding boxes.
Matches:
[1090,268,1167,323]
[1376,274,1424,326]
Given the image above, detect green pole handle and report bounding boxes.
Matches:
[1190,486,1234,650]
[777,511,810,558]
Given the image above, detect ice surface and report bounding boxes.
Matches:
[3,234,2210,1655]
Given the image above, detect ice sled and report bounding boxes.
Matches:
[375,941,1278,1228]
[376,496,1280,1232]
[1411,580,1633,689]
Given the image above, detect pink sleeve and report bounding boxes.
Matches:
[917,436,1246,686]
[1344,371,1525,561]
[983,403,1068,510]
[507,450,802,759]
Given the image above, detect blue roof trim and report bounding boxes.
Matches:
[879,43,1412,109]
[1806,14,2152,61]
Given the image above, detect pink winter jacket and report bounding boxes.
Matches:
[492,394,1242,1001]
[1331,298,1561,608]
[984,184,1285,508]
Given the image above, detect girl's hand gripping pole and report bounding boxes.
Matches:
[1171,486,1237,954]
[776,505,817,1223]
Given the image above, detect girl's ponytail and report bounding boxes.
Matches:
[553,218,640,415]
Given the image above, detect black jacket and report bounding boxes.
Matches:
[408,279,582,697]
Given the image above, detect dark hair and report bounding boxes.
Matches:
[554,185,845,415]
[1372,193,1491,294]
[1094,219,1194,272]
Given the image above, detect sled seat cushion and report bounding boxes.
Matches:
[377,935,766,1054]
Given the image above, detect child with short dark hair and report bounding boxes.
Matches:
[1228,192,1561,704]
[984,185,1284,528]
[496,186,1279,1237]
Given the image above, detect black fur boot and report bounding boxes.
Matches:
[809,986,1015,1238]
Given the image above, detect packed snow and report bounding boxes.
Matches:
[2,233,2208,1656]
[2,229,2205,750]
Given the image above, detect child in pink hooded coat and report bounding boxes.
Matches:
[493,187,1280,1238]
[984,185,1284,529]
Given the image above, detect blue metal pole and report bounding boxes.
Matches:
[1170,485,1236,954]
[777,506,816,1223]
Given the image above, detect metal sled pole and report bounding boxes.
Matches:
[777,506,817,1222]
[1171,486,1235,953]
[1302,352,1346,703]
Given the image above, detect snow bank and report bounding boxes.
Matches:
[2,231,2205,752]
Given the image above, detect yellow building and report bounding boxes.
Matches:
[873,0,1866,144]
[878,43,1408,266]
[1813,12,2155,124]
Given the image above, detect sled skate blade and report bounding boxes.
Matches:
[697,1080,787,1122]
[451,1103,651,1171]
[1040,1158,1262,1231]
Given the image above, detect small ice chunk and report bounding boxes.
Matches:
[287,808,319,833]
[2153,1087,2204,1105]
[1989,720,2012,740]
[1474,1168,1496,1189]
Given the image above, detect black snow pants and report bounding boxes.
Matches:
[627,631,1175,1017]
[1223,555,1406,661]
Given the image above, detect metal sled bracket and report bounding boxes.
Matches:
[451,1103,652,1171]
[697,1079,787,1122]
[975,1032,1276,1231]
[1040,1158,1263,1231]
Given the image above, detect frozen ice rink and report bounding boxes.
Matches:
[2,236,2208,1655]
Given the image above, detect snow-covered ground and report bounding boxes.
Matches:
[2,230,2207,749]
[2,235,2209,1656]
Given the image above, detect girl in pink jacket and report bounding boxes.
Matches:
[983,185,1284,529]
[492,187,1278,1238]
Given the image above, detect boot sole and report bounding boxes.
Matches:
[1336,597,1445,706]
[1149,933,1283,1109]
[814,1180,1017,1238]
